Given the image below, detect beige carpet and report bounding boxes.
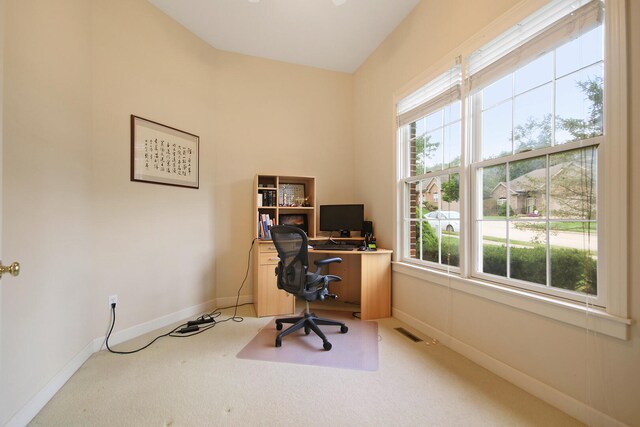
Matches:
[237,310,378,371]
[29,305,583,426]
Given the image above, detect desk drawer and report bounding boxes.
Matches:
[260,253,280,265]
[260,243,278,253]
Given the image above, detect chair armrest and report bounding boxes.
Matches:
[314,257,342,267]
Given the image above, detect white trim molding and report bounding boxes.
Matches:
[393,262,631,339]
[600,0,628,318]
[8,296,253,427]
[4,342,94,427]
[393,307,630,427]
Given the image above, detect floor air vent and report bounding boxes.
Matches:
[394,327,439,346]
[395,327,423,342]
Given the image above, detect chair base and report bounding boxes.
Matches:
[275,312,348,351]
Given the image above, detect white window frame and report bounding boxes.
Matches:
[394,0,630,339]
[398,65,463,272]
[470,138,602,305]
[403,168,461,271]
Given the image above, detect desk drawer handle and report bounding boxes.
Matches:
[268,257,280,261]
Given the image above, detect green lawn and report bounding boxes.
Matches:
[481,234,597,255]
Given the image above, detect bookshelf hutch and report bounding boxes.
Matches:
[253,174,316,316]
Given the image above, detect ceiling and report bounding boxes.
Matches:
[147,0,421,73]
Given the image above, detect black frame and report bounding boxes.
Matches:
[130,115,199,189]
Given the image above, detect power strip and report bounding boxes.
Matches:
[178,325,199,333]
[187,318,215,326]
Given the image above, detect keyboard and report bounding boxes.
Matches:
[312,244,358,251]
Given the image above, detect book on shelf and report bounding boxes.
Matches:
[258,213,274,239]
[258,189,276,207]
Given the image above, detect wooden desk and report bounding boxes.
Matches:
[252,240,392,320]
[309,248,392,320]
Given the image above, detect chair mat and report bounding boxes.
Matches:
[236,310,378,371]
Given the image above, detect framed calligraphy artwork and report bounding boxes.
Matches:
[131,115,199,189]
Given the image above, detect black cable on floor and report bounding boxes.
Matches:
[206,238,257,324]
[105,238,257,354]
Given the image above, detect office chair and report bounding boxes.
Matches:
[270,225,348,351]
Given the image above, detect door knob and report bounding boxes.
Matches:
[0,261,20,278]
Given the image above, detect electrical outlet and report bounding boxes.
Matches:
[108,294,118,307]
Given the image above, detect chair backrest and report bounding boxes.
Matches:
[270,225,309,296]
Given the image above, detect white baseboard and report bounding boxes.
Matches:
[8,297,254,427]
[92,295,253,352]
[392,308,628,427]
[92,298,218,351]
[4,342,94,427]
[214,294,253,311]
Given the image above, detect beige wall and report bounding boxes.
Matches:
[91,0,353,332]
[1,0,353,424]
[3,0,638,425]
[1,0,94,423]
[353,0,519,245]
[353,0,640,425]
[90,0,218,332]
[211,50,354,301]
[89,0,353,328]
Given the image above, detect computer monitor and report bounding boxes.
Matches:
[319,204,364,237]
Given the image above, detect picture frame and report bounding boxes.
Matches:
[131,115,199,189]
[278,213,309,234]
[278,183,307,206]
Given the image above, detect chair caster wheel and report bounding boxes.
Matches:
[323,341,332,351]
[340,325,348,333]
[276,322,283,331]
[275,337,282,347]
[304,326,311,335]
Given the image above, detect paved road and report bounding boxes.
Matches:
[479,221,597,252]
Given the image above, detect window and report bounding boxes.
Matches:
[471,16,602,303]
[526,197,535,214]
[399,67,462,269]
[397,0,627,314]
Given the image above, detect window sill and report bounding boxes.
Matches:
[392,261,632,340]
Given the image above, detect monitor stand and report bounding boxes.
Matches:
[326,230,351,245]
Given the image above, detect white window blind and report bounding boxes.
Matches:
[397,66,461,127]
[467,0,602,92]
